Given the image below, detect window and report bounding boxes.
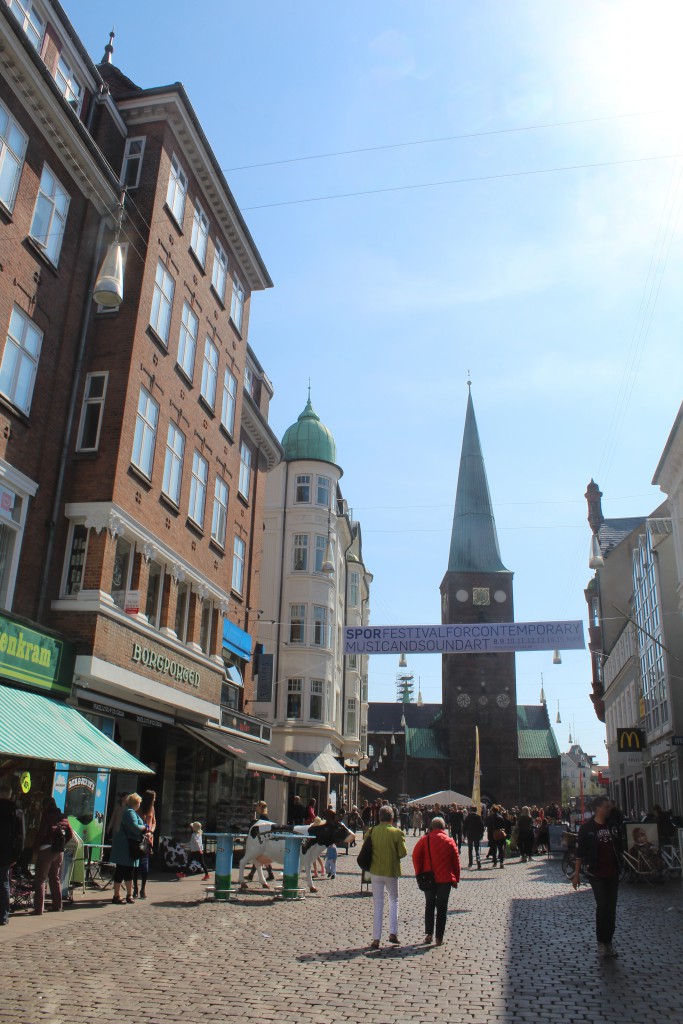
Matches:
[243,364,255,397]
[221,368,237,435]
[30,164,69,265]
[175,580,189,641]
[64,523,87,595]
[145,561,163,627]
[54,55,83,114]
[211,476,229,547]
[349,570,360,607]
[309,679,325,721]
[190,202,209,267]
[200,337,219,409]
[121,137,145,189]
[76,372,107,451]
[211,241,228,302]
[110,536,132,610]
[289,604,305,644]
[7,0,45,50]
[292,534,308,572]
[0,100,28,211]
[230,274,245,332]
[313,605,328,647]
[347,653,358,670]
[166,154,187,226]
[316,476,331,508]
[238,441,251,500]
[177,301,198,380]
[345,698,358,737]
[232,535,245,594]
[0,306,43,414]
[188,450,208,526]
[131,387,158,478]
[150,260,174,344]
[314,535,326,573]
[295,474,311,503]
[0,479,29,610]
[200,600,213,655]
[162,422,185,505]
[287,678,303,720]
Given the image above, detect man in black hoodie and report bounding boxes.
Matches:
[0,783,25,926]
[463,807,484,869]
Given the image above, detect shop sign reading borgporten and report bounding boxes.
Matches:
[131,643,200,689]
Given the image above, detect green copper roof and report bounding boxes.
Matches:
[405,726,448,759]
[448,390,507,573]
[517,705,561,760]
[281,397,337,464]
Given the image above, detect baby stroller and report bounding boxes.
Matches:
[10,866,33,914]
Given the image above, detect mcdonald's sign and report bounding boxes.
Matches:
[617,728,646,752]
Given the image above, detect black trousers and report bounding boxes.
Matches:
[589,874,619,944]
[466,839,481,865]
[424,882,452,941]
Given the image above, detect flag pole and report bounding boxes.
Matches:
[472,726,481,814]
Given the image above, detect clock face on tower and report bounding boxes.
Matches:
[473,587,490,606]
[456,693,471,708]
[497,693,510,708]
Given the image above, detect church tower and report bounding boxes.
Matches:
[440,387,519,806]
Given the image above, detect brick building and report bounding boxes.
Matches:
[0,1,320,850]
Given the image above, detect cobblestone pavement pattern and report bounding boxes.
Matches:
[2,836,683,1024]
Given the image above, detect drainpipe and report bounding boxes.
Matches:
[274,461,289,725]
[36,216,108,623]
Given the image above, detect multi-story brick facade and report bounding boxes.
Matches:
[0,2,321,845]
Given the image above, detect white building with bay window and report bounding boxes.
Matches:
[253,395,371,818]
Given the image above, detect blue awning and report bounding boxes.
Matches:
[222,620,253,662]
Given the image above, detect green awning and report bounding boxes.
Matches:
[0,685,152,772]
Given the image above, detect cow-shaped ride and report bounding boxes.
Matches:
[238,820,354,892]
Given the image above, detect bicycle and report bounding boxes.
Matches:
[659,843,682,879]
[622,845,669,885]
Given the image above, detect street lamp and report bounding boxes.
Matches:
[401,710,408,799]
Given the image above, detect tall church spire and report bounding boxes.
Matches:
[447,389,507,573]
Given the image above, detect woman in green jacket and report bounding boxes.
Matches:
[367,805,407,949]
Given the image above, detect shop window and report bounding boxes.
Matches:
[64,523,87,595]
[145,561,163,627]
[110,536,132,610]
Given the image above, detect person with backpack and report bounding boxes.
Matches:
[0,782,25,926]
[32,796,73,915]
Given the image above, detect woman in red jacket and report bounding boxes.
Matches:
[412,816,461,946]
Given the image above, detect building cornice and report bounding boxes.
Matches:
[242,393,283,470]
[0,7,121,214]
[115,89,272,291]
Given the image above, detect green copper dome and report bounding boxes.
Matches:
[281,397,337,464]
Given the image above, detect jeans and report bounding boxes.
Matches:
[424,882,452,941]
[491,839,506,865]
[589,874,619,944]
[34,849,64,913]
[0,864,10,924]
[371,875,399,940]
[467,839,481,866]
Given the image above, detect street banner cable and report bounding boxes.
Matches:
[343,620,585,655]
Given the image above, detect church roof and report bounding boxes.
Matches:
[406,726,448,759]
[448,390,508,573]
[367,703,440,732]
[281,397,337,465]
[517,705,560,760]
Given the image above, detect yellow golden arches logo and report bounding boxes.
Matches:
[617,728,645,751]
[20,771,31,793]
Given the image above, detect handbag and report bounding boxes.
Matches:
[128,837,147,859]
[416,835,436,892]
[357,829,373,873]
[493,828,506,842]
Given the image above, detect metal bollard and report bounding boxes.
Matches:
[214,833,234,901]
[281,833,305,900]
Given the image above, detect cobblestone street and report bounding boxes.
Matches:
[2,837,683,1024]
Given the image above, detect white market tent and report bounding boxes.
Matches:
[407,789,472,806]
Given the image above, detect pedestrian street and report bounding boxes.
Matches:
[2,836,682,1024]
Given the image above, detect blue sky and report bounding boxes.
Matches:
[69,1,683,764]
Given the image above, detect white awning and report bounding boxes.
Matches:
[359,775,388,794]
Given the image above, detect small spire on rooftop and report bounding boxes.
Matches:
[102,27,115,64]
